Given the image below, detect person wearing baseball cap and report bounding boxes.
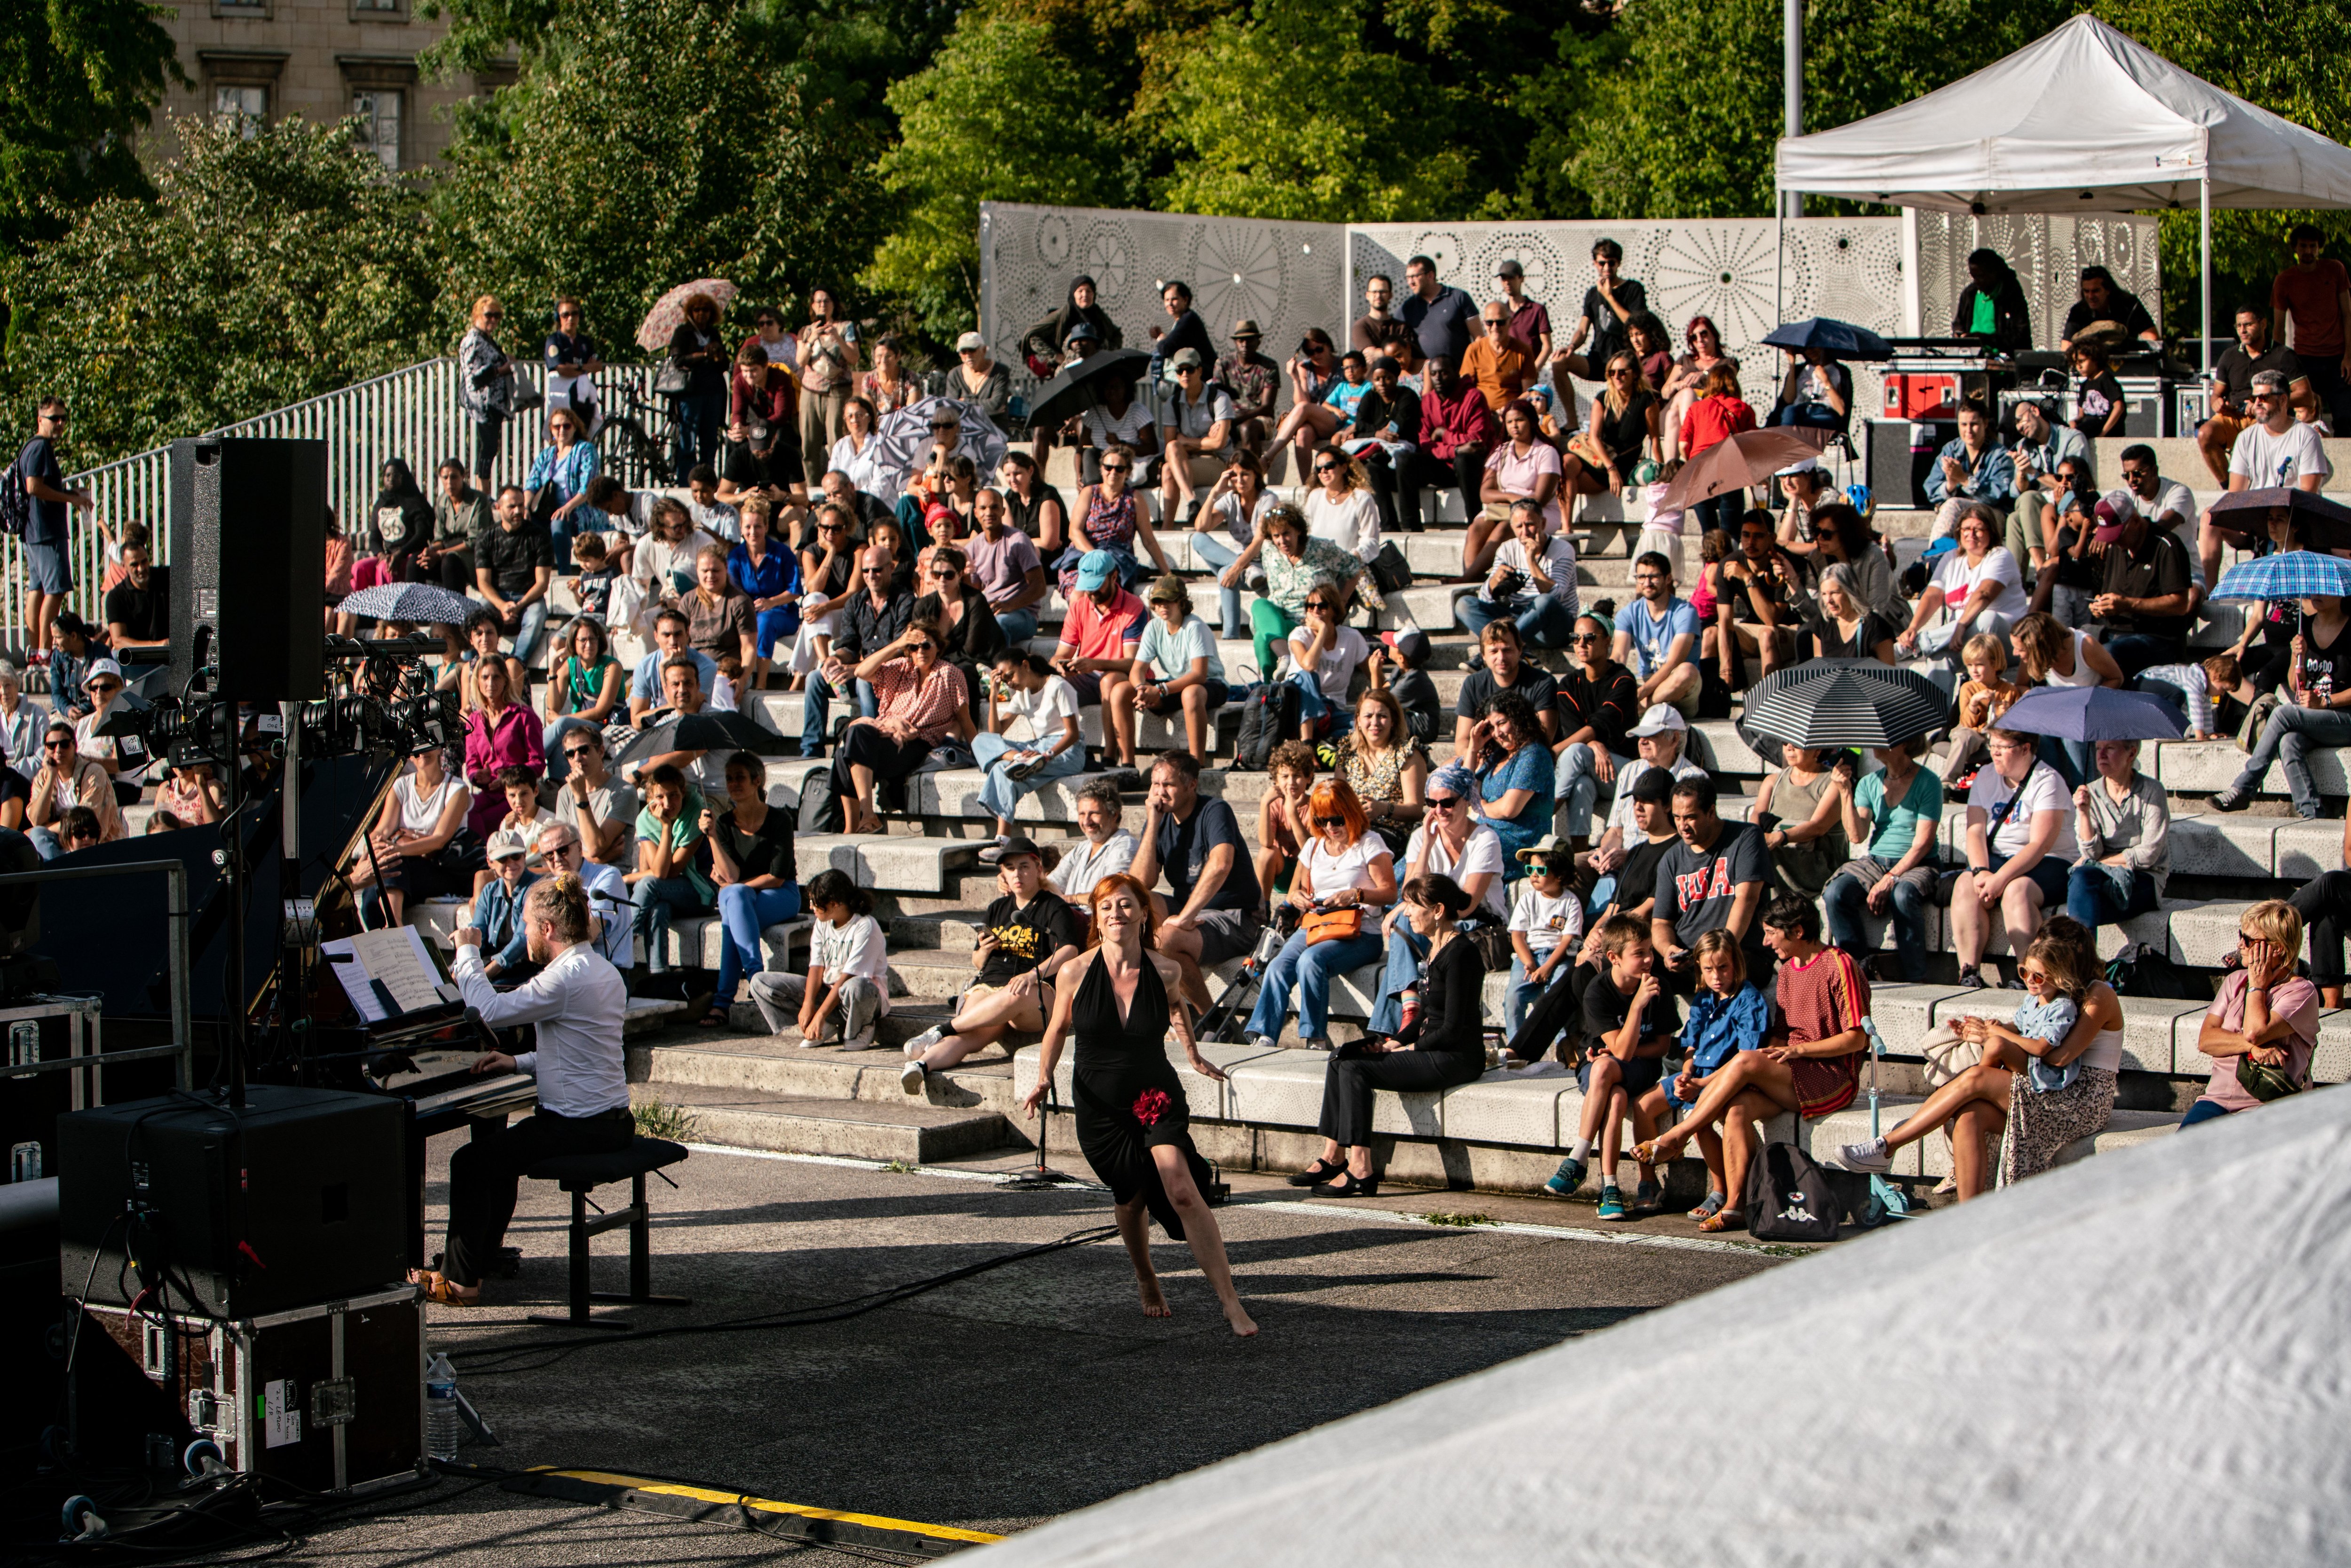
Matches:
[895,832,1083,1095]
[1158,346,1237,526]
[949,331,1010,424]
[472,828,543,980]
[1053,550,1146,766]
[1215,319,1279,459]
[2088,484,2193,675]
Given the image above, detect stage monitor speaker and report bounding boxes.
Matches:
[58,1085,405,1318]
[169,438,328,702]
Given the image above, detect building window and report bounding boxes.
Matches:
[351,0,402,14]
[351,90,402,170]
[212,0,268,15]
[213,85,268,135]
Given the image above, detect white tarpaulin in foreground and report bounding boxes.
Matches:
[1775,14,2351,214]
[979,1089,2351,1566]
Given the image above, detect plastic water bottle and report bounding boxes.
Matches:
[424,1353,460,1461]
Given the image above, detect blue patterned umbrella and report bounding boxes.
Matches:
[2209,549,2351,603]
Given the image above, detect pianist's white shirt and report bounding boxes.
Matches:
[452,940,630,1119]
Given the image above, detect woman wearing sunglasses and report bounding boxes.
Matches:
[914,544,1005,726]
[1242,778,1395,1054]
[832,620,968,837]
[1059,441,1169,597]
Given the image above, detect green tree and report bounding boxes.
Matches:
[0,116,444,465]
[867,12,1136,339]
[1145,0,1475,223]
[0,0,183,254]
[433,0,891,355]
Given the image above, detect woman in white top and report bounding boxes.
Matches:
[1243,777,1396,1052]
[2011,609,2124,785]
[826,396,888,499]
[1194,451,1281,638]
[1841,914,2121,1201]
[1468,400,1565,577]
[631,497,724,601]
[972,652,1084,847]
[1285,579,1371,742]
[1303,444,1381,562]
[1119,575,1228,764]
[351,747,474,925]
[1951,725,2080,990]
[1895,505,2029,677]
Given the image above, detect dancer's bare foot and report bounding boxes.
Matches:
[1224,1301,1260,1337]
[1138,1276,1171,1318]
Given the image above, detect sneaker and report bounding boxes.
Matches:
[1633,1179,1662,1213]
[976,840,1008,865]
[1958,968,1988,990]
[1595,1185,1628,1221]
[1247,1034,1277,1052]
[901,1024,947,1056]
[899,1059,926,1095]
[1464,649,1486,674]
[1543,1156,1586,1197]
[1302,1035,1334,1051]
[2209,784,2252,812]
[1836,1139,1894,1174]
[1005,754,1047,782]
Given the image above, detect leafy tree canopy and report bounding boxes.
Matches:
[0,0,182,253]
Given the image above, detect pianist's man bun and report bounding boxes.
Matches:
[526,872,591,942]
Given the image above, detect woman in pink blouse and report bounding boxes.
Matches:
[832,620,969,834]
[463,657,544,838]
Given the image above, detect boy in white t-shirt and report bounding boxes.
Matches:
[1506,837,1585,1040]
[1285,587,1370,741]
[749,868,891,1048]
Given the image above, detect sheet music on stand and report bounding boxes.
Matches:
[323,926,463,1025]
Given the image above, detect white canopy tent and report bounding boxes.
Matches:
[1772,13,2351,364]
[975,1090,2351,1567]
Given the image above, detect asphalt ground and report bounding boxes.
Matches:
[216,1142,1785,1565]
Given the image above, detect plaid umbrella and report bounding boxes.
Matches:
[1744,661,1947,750]
[2209,549,2351,602]
[337,582,477,626]
[636,278,739,353]
[1995,685,2184,742]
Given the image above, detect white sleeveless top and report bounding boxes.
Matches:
[2079,1024,2124,1074]
[2044,628,2101,689]
[395,772,463,834]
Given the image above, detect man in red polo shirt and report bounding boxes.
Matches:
[1051,549,1145,771]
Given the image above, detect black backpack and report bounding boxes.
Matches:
[0,450,29,539]
[1745,1139,1842,1243]
[1231,681,1300,772]
[2106,941,2197,1000]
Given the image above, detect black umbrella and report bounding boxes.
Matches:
[2209,486,2351,555]
[1761,317,1894,362]
[613,708,792,769]
[1024,348,1152,431]
[1744,661,1947,750]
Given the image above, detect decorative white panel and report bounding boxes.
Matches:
[1912,213,2162,350]
[978,202,1345,400]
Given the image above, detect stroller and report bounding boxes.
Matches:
[1194,903,1302,1045]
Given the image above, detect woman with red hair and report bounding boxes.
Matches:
[1020,873,1256,1335]
[1240,777,1396,1051]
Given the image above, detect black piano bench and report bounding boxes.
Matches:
[524,1138,693,1330]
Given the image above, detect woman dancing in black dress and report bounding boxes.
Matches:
[1293,873,1490,1196]
[1021,872,1258,1337]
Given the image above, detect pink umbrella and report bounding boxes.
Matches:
[636,278,739,352]
[1655,425,1835,510]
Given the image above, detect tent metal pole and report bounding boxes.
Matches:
[2200,174,2213,374]
[1783,0,1803,220]
[1775,189,1786,323]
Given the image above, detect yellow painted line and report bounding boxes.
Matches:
[544,1469,1004,1544]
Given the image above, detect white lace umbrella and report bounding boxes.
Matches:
[636,278,739,353]
[869,395,1009,497]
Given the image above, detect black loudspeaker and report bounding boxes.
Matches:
[57,1086,406,1318]
[169,438,328,702]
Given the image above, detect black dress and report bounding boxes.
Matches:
[1071,950,1213,1239]
[1317,934,1487,1146]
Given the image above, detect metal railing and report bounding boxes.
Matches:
[32,357,667,651]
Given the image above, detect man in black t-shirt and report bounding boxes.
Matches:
[1132,749,1262,1009]
[895,837,1084,1093]
[1651,774,1771,992]
[1563,239,1647,380]
[1452,620,1559,759]
[2089,492,2193,675]
[103,543,170,666]
[473,485,555,662]
[2060,267,2160,349]
[2197,304,2312,489]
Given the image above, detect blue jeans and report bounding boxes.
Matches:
[1824,862,1930,981]
[1505,954,1554,1038]
[1365,925,1427,1035]
[632,875,710,973]
[1457,590,1579,649]
[971,731,1085,826]
[1554,743,1633,839]
[2099,632,2182,681]
[2231,702,2351,817]
[1771,403,1845,431]
[672,393,722,477]
[28,827,62,861]
[994,607,1040,649]
[1190,533,1247,639]
[715,882,803,1006]
[2066,862,2160,928]
[800,671,879,755]
[2179,1098,2235,1128]
[2036,732,2091,790]
[1245,927,1382,1045]
[508,598,549,666]
[1289,671,1355,740]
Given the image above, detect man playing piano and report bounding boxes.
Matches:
[410,873,633,1305]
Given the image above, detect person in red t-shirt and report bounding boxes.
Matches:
[1675,362,1759,538]
[1631,894,1867,1222]
[1051,550,1144,767]
[2272,222,2351,431]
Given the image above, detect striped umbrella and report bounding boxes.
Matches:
[1744,661,1947,750]
[2209,549,2351,602]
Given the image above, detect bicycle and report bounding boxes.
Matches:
[597,380,678,489]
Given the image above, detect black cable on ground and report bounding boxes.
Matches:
[447,1221,1120,1377]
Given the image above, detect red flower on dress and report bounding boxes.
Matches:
[1132,1087,1171,1127]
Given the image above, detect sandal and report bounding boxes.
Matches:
[408,1269,482,1306]
[1629,1140,1665,1165]
[1688,1190,1727,1222]
[695,1007,732,1028]
[1696,1208,1745,1234]
[1286,1158,1347,1187]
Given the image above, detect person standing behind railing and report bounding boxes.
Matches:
[458,298,517,493]
[15,398,91,669]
